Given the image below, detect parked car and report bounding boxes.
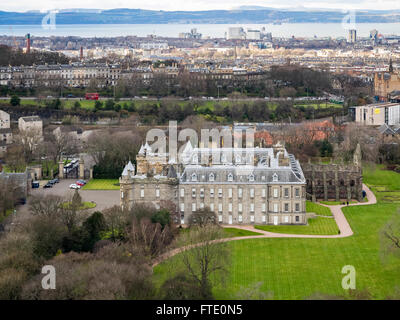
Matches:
[43,182,53,188]
[77,180,87,185]
[76,181,85,187]
[69,184,81,190]
[31,181,40,189]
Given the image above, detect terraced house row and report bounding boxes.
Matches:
[120,141,307,226]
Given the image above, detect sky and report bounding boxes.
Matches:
[1,0,400,12]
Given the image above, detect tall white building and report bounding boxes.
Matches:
[227,27,246,40]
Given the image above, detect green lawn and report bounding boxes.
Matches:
[223,228,263,238]
[255,216,339,235]
[154,166,400,300]
[82,179,120,190]
[363,165,400,203]
[306,201,333,216]
[61,201,97,210]
[294,103,343,109]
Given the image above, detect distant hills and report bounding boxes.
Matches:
[1,8,400,24]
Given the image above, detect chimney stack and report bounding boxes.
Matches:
[80,46,83,61]
[25,33,31,54]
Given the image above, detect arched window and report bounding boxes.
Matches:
[209,173,215,182]
[191,173,197,182]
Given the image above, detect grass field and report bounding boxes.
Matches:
[154,165,400,299]
[223,228,263,238]
[306,201,333,216]
[82,179,120,190]
[254,216,339,235]
[61,201,97,210]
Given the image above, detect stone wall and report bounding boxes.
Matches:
[302,162,362,202]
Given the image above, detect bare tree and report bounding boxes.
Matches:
[380,210,400,260]
[14,127,43,164]
[188,208,217,228]
[42,130,80,163]
[29,194,65,218]
[177,225,230,299]
[129,217,173,259]
[4,144,26,173]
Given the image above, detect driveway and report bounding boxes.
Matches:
[30,179,120,212]
[5,179,120,229]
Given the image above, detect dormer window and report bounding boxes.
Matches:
[227,173,233,182]
[273,173,278,182]
[191,173,197,182]
[221,153,227,163]
[209,173,215,182]
[249,174,255,182]
[235,154,241,163]
[192,154,198,164]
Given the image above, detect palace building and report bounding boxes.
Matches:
[120,141,307,226]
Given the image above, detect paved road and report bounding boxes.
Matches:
[30,179,120,211]
[153,184,377,267]
[4,179,120,229]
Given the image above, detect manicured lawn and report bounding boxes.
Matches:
[82,179,120,190]
[223,228,263,238]
[319,200,359,205]
[61,201,97,210]
[254,216,339,235]
[154,166,400,300]
[306,201,332,216]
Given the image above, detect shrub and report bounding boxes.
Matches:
[10,95,20,106]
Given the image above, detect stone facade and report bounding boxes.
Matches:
[374,71,400,101]
[18,116,43,136]
[120,142,307,226]
[0,110,12,156]
[302,144,363,202]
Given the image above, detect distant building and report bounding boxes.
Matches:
[139,42,169,50]
[348,29,357,43]
[374,68,400,101]
[247,29,261,40]
[0,110,12,156]
[18,116,43,136]
[370,29,378,44]
[227,27,246,40]
[349,103,400,126]
[179,28,202,40]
